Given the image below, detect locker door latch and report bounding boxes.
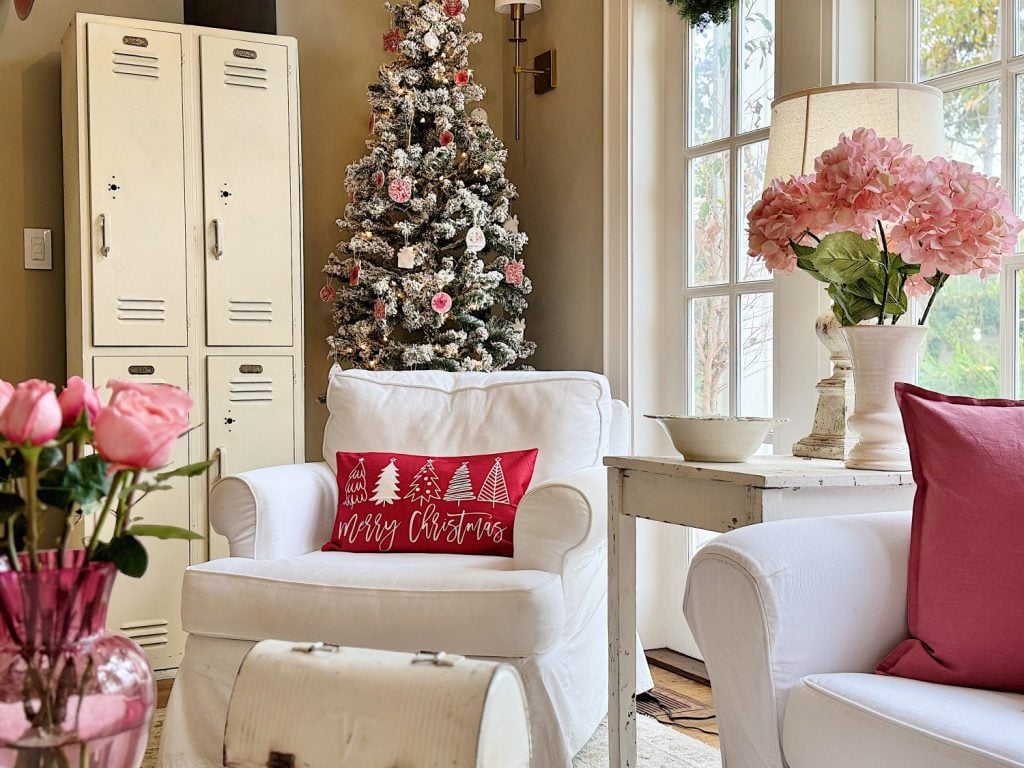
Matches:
[212,219,224,260]
[99,214,112,257]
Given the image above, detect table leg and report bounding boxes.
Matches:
[608,468,637,768]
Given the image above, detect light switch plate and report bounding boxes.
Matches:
[24,228,52,270]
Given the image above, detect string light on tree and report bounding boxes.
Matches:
[324,0,534,372]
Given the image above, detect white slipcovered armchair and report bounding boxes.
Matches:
[160,369,652,768]
[683,511,1024,768]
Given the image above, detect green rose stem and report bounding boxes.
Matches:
[86,470,126,559]
[919,273,949,326]
[877,220,892,325]
[113,470,141,538]
[22,446,41,572]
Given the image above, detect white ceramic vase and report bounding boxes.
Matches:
[842,324,928,471]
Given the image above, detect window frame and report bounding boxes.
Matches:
[909,0,1024,397]
[681,3,775,418]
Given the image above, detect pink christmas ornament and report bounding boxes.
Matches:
[439,130,455,148]
[374,170,386,189]
[504,260,525,286]
[374,298,387,320]
[349,262,361,287]
[389,177,413,204]
[319,283,337,303]
[454,71,470,86]
[431,292,453,314]
[443,0,463,17]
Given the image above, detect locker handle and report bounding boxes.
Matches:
[212,219,224,260]
[213,446,226,482]
[99,214,112,257]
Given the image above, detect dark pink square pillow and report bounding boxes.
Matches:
[876,383,1024,692]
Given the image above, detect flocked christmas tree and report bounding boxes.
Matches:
[322,0,535,372]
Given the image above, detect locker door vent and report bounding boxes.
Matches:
[117,297,167,323]
[112,51,160,80]
[228,299,273,323]
[228,377,274,403]
[120,619,169,648]
[224,62,269,90]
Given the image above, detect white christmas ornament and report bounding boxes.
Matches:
[398,245,418,269]
[503,215,520,234]
[470,108,489,125]
[423,30,440,52]
[465,225,486,253]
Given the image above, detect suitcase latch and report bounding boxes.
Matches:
[268,752,294,768]
[412,650,461,667]
[290,641,340,655]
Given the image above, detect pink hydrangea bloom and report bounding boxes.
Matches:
[888,157,1023,277]
[903,274,933,299]
[746,175,818,273]
[811,128,915,237]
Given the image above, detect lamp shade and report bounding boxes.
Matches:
[495,0,542,12]
[763,82,944,189]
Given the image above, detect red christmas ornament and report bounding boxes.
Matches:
[439,130,455,147]
[374,170,386,189]
[349,262,361,287]
[348,190,356,204]
[383,28,402,52]
[374,298,387,320]
[443,0,463,17]
[431,292,453,314]
[504,260,525,286]
[454,71,470,86]
[388,177,413,204]
[319,282,337,303]
[368,112,376,135]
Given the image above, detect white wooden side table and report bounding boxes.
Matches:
[605,455,915,768]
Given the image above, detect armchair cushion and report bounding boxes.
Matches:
[181,551,565,657]
[322,368,612,483]
[783,673,1024,768]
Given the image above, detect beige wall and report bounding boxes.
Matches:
[0,0,182,385]
[0,1,505,462]
[502,1,604,374]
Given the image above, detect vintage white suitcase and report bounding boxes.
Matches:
[224,641,531,768]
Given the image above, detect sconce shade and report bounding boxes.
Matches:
[763,82,945,189]
[495,0,542,13]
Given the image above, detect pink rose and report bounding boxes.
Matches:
[0,379,62,446]
[0,380,13,417]
[94,385,193,470]
[58,376,102,427]
[106,380,192,418]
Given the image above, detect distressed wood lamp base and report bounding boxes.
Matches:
[792,312,854,461]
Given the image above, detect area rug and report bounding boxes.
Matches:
[573,715,721,768]
[142,710,720,768]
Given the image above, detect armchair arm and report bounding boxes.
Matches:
[513,466,607,574]
[210,462,338,560]
[682,511,911,768]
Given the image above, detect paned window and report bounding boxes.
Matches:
[684,0,776,416]
[915,0,1024,396]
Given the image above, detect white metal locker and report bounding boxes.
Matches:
[86,23,188,347]
[200,36,294,347]
[207,356,296,559]
[92,356,191,671]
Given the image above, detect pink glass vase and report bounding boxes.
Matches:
[0,551,155,768]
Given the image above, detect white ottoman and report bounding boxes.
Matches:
[223,640,531,768]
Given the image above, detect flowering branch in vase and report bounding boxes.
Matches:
[748,128,1022,325]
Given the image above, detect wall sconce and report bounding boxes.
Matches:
[494,0,557,141]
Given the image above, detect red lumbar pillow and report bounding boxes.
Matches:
[875,383,1024,692]
[323,449,539,557]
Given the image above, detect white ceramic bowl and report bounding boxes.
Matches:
[645,415,790,462]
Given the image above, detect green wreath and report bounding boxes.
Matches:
[665,0,739,29]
